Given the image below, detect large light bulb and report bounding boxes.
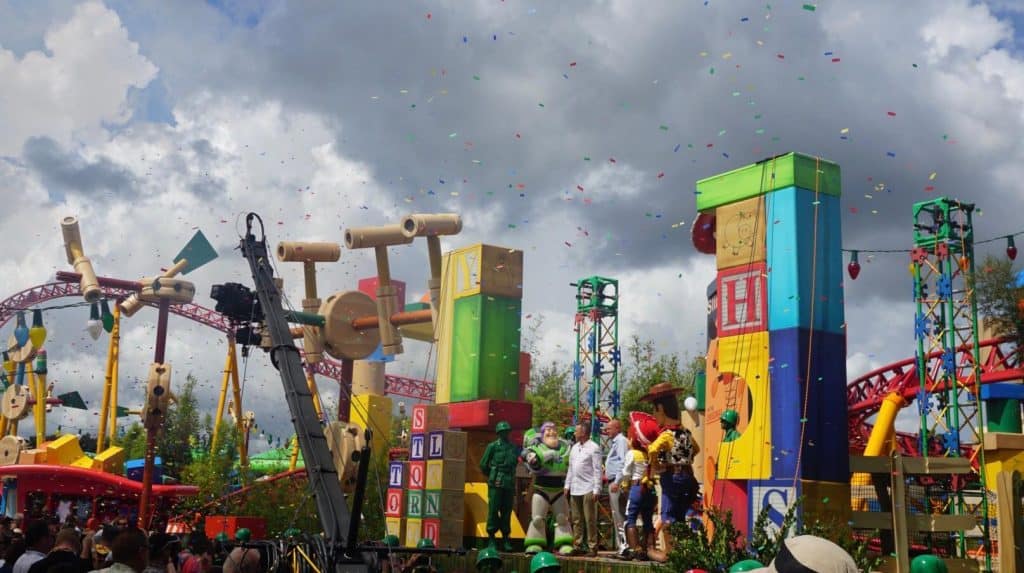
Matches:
[13,311,29,347]
[100,299,114,333]
[87,302,103,340]
[28,309,46,348]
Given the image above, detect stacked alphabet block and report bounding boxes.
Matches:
[385,404,467,548]
[694,152,849,536]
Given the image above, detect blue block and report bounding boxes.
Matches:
[125,456,162,483]
[981,383,1024,401]
[765,186,845,334]
[748,479,802,538]
[768,328,848,482]
[366,344,396,363]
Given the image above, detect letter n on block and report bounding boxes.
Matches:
[717,263,767,337]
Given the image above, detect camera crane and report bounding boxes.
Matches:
[232,213,370,572]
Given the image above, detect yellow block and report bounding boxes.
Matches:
[983,448,1024,494]
[715,331,771,480]
[94,446,125,474]
[385,517,405,540]
[801,480,850,522]
[449,244,523,301]
[716,196,767,270]
[46,434,86,466]
[463,482,525,539]
[71,456,97,470]
[350,393,392,455]
[404,518,422,547]
[425,459,466,490]
[435,252,457,404]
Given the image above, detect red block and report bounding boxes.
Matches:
[385,488,404,517]
[518,352,531,402]
[716,263,767,337]
[447,400,533,431]
[205,516,267,541]
[408,461,426,490]
[717,479,749,539]
[358,277,405,312]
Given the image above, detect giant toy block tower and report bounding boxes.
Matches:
[692,153,850,536]
[434,244,532,544]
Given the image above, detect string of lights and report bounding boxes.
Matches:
[843,229,1023,280]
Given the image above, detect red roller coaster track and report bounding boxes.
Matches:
[0,273,436,402]
[3,275,1021,449]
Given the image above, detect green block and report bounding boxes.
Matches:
[450,294,522,402]
[407,489,424,518]
[695,152,841,211]
[987,399,1023,433]
[424,490,441,518]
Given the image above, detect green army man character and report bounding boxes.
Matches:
[721,409,741,443]
[479,420,518,551]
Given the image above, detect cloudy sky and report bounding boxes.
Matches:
[0,0,1022,448]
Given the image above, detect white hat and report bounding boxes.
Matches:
[756,536,857,573]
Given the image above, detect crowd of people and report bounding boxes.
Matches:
[0,516,261,573]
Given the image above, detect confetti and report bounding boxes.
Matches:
[802,4,816,11]
[887,111,896,117]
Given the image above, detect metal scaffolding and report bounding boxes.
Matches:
[572,276,620,437]
[910,197,992,569]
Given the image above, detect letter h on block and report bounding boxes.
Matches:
[717,263,767,337]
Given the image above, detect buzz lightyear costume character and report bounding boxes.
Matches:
[521,422,574,555]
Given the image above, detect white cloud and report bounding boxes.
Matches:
[921,0,1011,61]
[0,1,157,156]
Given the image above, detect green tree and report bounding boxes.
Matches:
[114,423,148,461]
[157,374,202,480]
[976,255,1024,345]
[527,361,573,428]
[618,335,703,420]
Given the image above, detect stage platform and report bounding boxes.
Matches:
[432,550,659,572]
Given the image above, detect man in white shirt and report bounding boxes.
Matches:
[13,521,52,573]
[564,422,602,556]
[603,419,629,555]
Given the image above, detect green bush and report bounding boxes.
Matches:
[665,497,882,572]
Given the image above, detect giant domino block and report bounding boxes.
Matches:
[716,196,767,270]
[765,187,844,334]
[714,331,771,480]
[717,263,768,338]
[767,327,849,482]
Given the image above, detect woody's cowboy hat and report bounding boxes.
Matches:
[638,382,686,403]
